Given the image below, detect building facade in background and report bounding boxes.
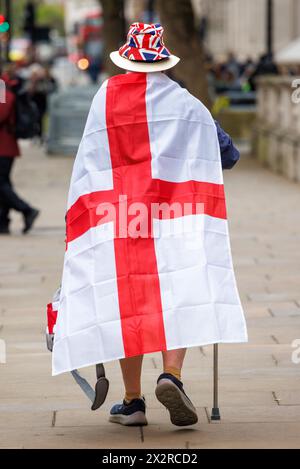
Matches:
[195,0,300,60]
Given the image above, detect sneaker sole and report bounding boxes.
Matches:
[109,411,148,427]
[155,379,198,427]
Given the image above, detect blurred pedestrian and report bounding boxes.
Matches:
[0,68,39,235]
[248,53,279,90]
[224,52,241,80]
[27,65,58,143]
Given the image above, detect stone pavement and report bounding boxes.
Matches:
[1,143,300,449]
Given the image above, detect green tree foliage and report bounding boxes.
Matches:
[36,3,65,36]
[11,1,65,37]
[11,0,27,36]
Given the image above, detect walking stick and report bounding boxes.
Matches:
[211,344,221,421]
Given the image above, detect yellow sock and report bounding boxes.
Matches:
[124,392,142,403]
[164,366,181,381]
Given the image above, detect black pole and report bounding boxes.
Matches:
[266,0,274,57]
[4,0,11,62]
[148,0,155,23]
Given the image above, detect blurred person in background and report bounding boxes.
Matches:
[27,65,58,143]
[224,52,241,80]
[0,66,39,235]
[248,53,279,90]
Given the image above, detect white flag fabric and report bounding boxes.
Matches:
[52,72,247,376]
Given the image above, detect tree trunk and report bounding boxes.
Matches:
[156,0,211,108]
[126,0,146,23]
[101,0,125,76]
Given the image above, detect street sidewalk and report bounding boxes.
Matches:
[0,143,300,448]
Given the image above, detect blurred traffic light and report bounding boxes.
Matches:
[0,14,10,33]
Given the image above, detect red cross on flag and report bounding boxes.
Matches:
[52,72,247,376]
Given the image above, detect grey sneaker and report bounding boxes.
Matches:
[155,373,198,427]
[109,397,148,426]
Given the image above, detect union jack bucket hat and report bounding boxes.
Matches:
[110,22,180,73]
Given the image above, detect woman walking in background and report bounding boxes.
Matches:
[0,67,39,235]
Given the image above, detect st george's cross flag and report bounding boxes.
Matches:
[52,72,248,376]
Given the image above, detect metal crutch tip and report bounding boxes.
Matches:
[211,407,221,421]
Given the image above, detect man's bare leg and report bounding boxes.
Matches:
[162,348,187,380]
[119,355,144,402]
[109,355,147,426]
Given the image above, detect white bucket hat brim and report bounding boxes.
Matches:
[110,51,180,73]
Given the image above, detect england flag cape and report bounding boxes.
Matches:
[52,72,247,376]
